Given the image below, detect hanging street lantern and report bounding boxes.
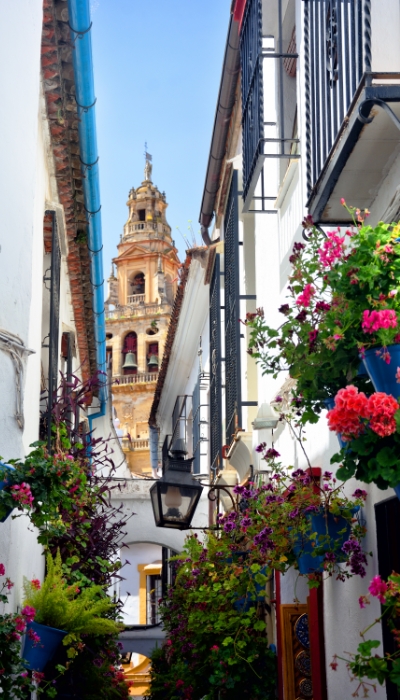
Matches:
[150,439,203,530]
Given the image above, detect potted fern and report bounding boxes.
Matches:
[22,551,121,671]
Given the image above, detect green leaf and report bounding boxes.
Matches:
[357,639,381,656]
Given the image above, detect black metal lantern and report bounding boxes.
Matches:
[150,440,203,530]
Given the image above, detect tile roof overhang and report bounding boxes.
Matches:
[41,0,97,381]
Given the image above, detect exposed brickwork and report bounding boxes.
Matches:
[41,0,97,382]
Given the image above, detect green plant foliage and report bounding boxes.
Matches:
[23,551,121,641]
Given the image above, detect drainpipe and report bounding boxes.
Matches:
[149,426,160,479]
[67,0,107,430]
[198,14,240,244]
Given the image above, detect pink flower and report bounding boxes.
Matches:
[327,385,370,440]
[340,198,346,205]
[0,564,5,576]
[10,482,33,507]
[296,284,315,308]
[318,230,346,268]
[362,309,397,334]
[22,605,36,623]
[14,616,26,633]
[368,575,388,603]
[368,392,399,437]
[30,579,41,590]
[27,628,41,643]
[358,596,366,609]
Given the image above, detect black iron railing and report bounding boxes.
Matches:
[224,171,242,445]
[304,0,371,195]
[241,0,264,204]
[44,211,61,450]
[209,254,222,474]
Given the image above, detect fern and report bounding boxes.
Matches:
[23,551,121,636]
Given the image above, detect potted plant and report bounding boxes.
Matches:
[0,564,36,698]
[22,551,121,671]
[244,218,373,425]
[0,462,19,522]
[146,533,277,700]
[332,572,400,695]
[229,454,368,582]
[326,384,400,496]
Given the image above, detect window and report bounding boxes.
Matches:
[146,574,162,624]
[106,347,112,370]
[138,209,146,222]
[122,332,137,375]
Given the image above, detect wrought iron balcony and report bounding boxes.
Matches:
[240,0,300,212]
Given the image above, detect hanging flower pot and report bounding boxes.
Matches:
[362,345,400,398]
[293,508,358,574]
[23,621,67,672]
[0,463,16,523]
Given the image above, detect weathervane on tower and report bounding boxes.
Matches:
[144,142,153,182]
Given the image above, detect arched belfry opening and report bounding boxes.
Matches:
[122,332,138,375]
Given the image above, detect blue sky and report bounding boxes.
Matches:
[90,0,232,271]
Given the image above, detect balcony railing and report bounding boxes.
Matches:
[127,293,145,305]
[114,373,159,385]
[304,0,370,196]
[240,0,299,211]
[121,437,150,451]
[106,303,170,320]
[126,222,170,235]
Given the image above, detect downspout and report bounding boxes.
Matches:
[67,0,107,430]
[198,15,240,245]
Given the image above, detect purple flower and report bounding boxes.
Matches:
[352,489,367,501]
[324,552,336,562]
[255,442,267,453]
[233,484,244,495]
[191,568,201,577]
[242,488,253,499]
[264,448,280,460]
[295,310,307,323]
[241,517,252,528]
[292,469,305,479]
[223,521,236,533]
[304,504,319,513]
[289,507,299,519]
[323,471,333,480]
[278,304,290,316]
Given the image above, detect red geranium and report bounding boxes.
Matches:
[327,385,369,440]
[367,392,399,437]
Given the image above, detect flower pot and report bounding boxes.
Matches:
[293,508,358,574]
[292,536,325,574]
[362,345,400,398]
[393,484,400,501]
[23,621,67,671]
[0,463,15,522]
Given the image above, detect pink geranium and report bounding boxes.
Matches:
[367,392,399,437]
[318,230,346,268]
[21,605,36,623]
[10,482,34,507]
[362,309,397,334]
[327,385,370,440]
[368,575,388,604]
[296,283,315,308]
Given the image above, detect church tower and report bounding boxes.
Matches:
[105,157,180,474]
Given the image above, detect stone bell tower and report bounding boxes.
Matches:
[105,157,180,474]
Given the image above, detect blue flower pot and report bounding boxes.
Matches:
[293,536,325,574]
[23,621,67,671]
[362,344,400,398]
[293,508,358,574]
[393,484,400,501]
[0,463,15,523]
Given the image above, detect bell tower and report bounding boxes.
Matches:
[105,157,180,474]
